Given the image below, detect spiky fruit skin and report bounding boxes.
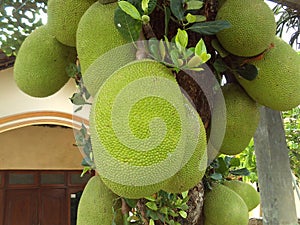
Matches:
[235,37,300,111]
[76,175,122,225]
[76,2,127,74]
[212,83,260,155]
[14,25,77,97]
[89,59,190,199]
[203,183,249,225]
[162,97,207,193]
[223,180,260,211]
[82,43,136,96]
[47,0,96,47]
[216,0,276,57]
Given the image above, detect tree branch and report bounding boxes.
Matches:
[267,0,300,12]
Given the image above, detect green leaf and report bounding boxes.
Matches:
[230,157,240,167]
[179,210,187,218]
[118,1,142,21]
[235,64,258,81]
[213,58,228,74]
[142,0,150,13]
[170,0,185,20]
[164,6,171,35]
[159,206,169,215]
[187,55,202,67]
[69,93,87,105]
[230,168,250,176]
[159,39,166,60]
[187,20,231,35]
[210,172,223,180]
[175,29,188,50]
[149,219,155,225]
[186,0,203,10]
[169,210,179,217]
[200,52,211,63]
[146,202,158,211]
[181,191,188,199]
[114,6,142,41]
[80,166,91,176]
[144,196,156,201]
[215,157,228,174]
[186,13,197,23]
[179,203,189,211]
[81,158,92,167]
[195,38,206,57]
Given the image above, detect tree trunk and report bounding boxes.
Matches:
[254,106,298,225]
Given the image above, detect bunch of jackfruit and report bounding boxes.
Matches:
[12,0,300,224]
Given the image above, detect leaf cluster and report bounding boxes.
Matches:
[124,191,189,225]
[0,0,47,55]
[206,155,251,187]
[273,3,300,49]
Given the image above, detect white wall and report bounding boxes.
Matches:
[0,67,89,132]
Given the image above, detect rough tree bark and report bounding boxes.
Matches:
[254,107,298,225]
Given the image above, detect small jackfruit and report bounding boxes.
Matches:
[212,83,260,155]
[76,175,122,225]
[76,2,128,74]
[235,37,300,111]
[47,0,97,47]
[223,180,260,211]
[216,0,276,57]
[203,183,249,225]
[14,25,77,97]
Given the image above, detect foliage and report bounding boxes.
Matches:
[283,107,300,180]
[0,0,47,55]
[124,191,189,225]
[272,3,300,49]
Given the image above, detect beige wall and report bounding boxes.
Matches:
[0,125,84,170]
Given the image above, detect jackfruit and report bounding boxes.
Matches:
[76,2,128,74]
[162,97,207,193]
[235,37,300,111]
[203,183,249,225]
[77,175,122,225]
[89,59,189,199]
[223,180,260,211]
[204,220,215,225]
[216,0,276,57]
[82,43,136,96]
[47,0,97,47]
[14,25,77,97]
[212,83,260,155]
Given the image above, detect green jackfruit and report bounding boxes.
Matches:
[203,183,249,225]
[14,25,77,97]
[76,2,128,74]
[77,175,122,225]
[235,37,300,111]
[162,97,207,193]
[216,0,276,57]
[212,83,260,155]
[223,180,260,211]
[89,59,189,199]
[82,43,136,96]
[47,0,97,47]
